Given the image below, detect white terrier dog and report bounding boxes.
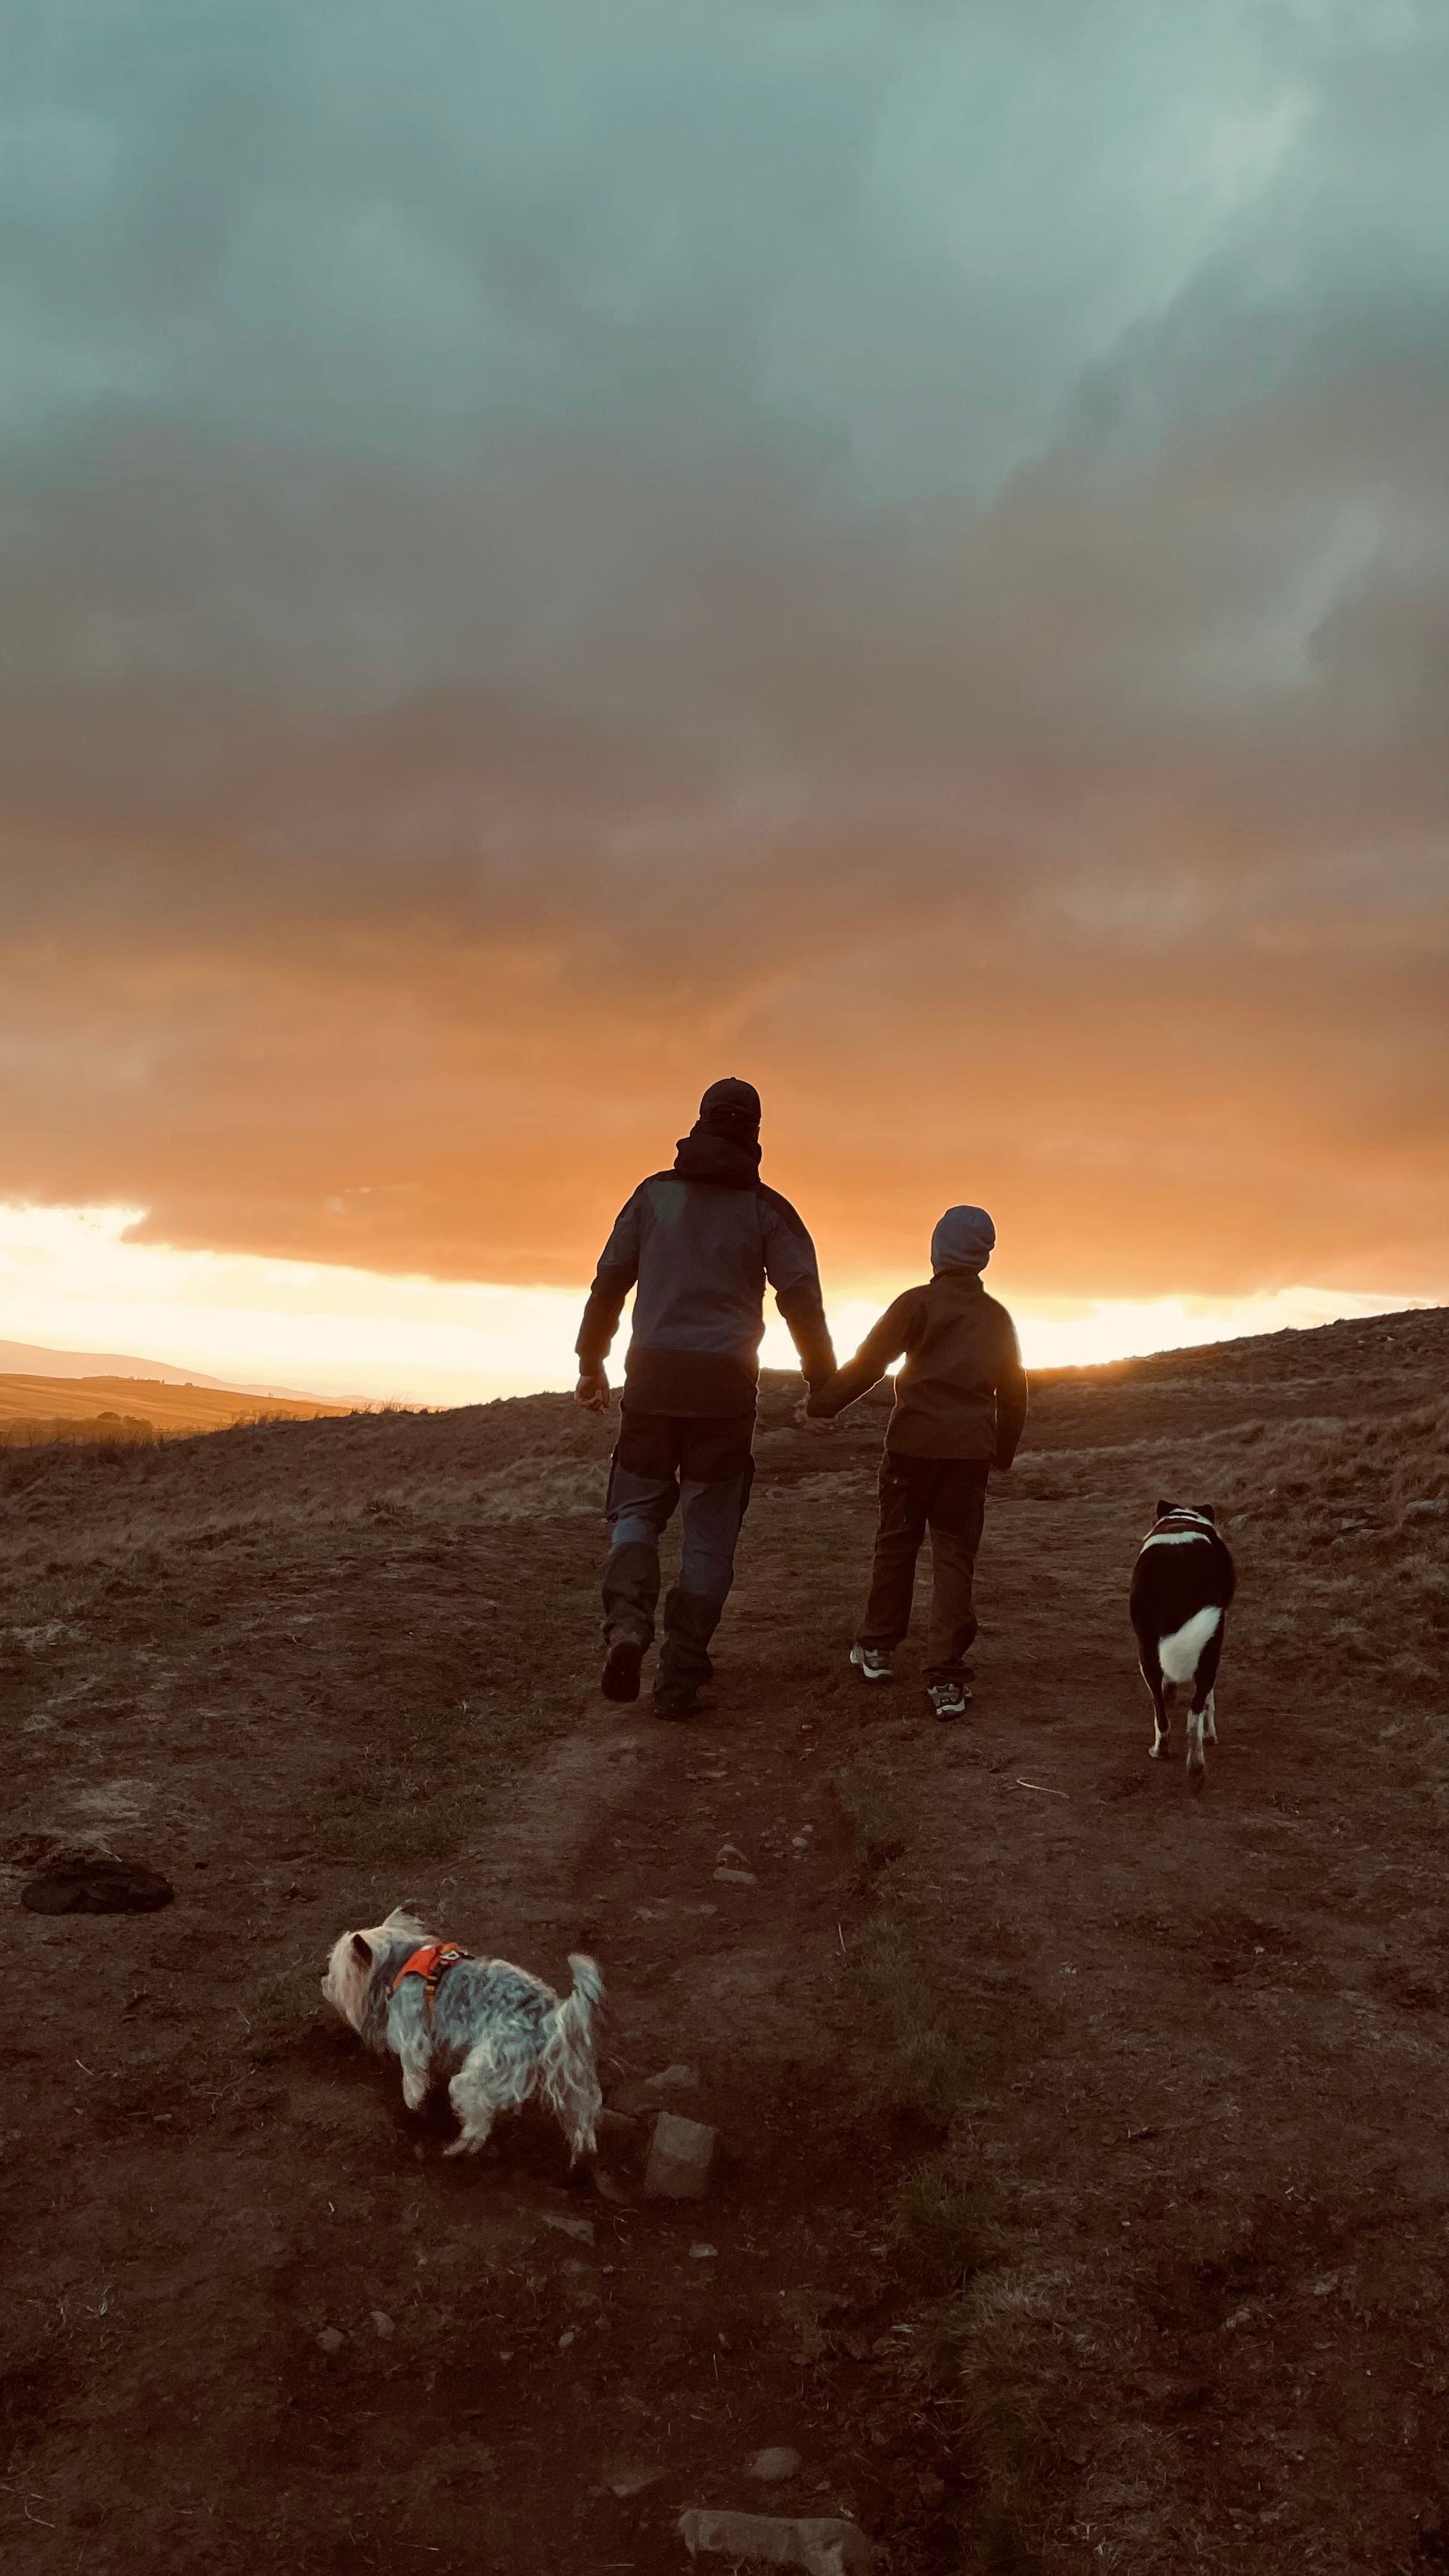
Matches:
[320,1906,604,2161]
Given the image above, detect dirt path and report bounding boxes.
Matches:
[3,1316,1447,2575]
[0,1400,937,2576]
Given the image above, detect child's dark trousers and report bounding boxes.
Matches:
[857,1455,989,1684]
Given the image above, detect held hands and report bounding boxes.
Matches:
[793,1397,835,1437]
[575,1369,611,1415]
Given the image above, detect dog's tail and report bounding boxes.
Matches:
[1158,1605,1222,1689]
[540,1954,605,2159]
[566,1952,606,2020]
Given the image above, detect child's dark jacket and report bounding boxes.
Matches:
[807,1271,1027,1464]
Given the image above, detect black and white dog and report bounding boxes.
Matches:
[1129,1501,1236,1787]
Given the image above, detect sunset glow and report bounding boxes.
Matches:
[0,1205,1426,1407]
[1,3,1445,1394]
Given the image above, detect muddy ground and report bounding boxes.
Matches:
[2,1306,1447,2574]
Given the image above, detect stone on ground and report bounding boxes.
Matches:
[643,2110,717,2199]
[604,2462,668,2497]
[748,2447,803,2482]
[678,2507,872,2572]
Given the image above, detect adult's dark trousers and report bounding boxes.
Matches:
[858,1455,989,1684]
[603,1410,755,1695]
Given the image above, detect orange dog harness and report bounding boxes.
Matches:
[389,1941,471,2016]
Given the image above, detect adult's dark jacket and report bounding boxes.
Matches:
[806,1271,1027,1463]
[576,1130,835,1418]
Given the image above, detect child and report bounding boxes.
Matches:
[798,1205,1027,1718]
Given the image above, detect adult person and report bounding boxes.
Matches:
[798,1205,1027,1719]
[574,1078,835,1722]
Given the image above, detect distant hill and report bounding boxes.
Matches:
[0,1337,327,1402]
[0,1371,351,1440]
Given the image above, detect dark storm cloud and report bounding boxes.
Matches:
[1,0,1446,1295]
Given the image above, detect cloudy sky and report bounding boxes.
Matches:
[2,0,1445,1394]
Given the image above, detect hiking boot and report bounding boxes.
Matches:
[849,1644,895,1684]
[601,1636,644,1703]
[652,1683,699,1724]
[927,1679,972,1721]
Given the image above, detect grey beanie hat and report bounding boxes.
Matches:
[931,1205,995,1274]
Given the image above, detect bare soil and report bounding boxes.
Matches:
[2,1307,1447,2574]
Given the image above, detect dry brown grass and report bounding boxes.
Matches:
[1216,1396,1449,1692]
[0,1370,354,1435]
[836,1370,1449,2572]
[0,1415,163,1452]
[1007,1389,1449,1701]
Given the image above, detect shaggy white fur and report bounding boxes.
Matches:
[322,1906,604,2161]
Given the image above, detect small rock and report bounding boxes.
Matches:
[678,2507,872,2572]
[714,1868,757,1886]
[370,2312,396,2338]
[644,2111,717,2199]
[749,2448,803,2484]
[606,2463,668,2498]
[315,2326,346,2356]
[542,2212,595,2243]
[646,2063,701,2092]
[558,2327,577,2350]
[689,2242,718,2259]
[716,1841,750,1866]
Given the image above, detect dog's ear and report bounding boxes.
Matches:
[1193,1503,1217,1524]
[350,1932,374,1967]
[1156,1497,1174,1521]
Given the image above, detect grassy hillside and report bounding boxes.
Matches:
[1,1305,1447,2576]
[0,1371,353,1442]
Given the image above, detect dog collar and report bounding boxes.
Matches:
[389,1941,471,2015]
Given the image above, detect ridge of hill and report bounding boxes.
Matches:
[0,1334,330,1402]
[0,1370,353,1439]
[1,1301,1446,2573]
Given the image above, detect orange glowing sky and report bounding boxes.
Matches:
[1,2,1445,1394]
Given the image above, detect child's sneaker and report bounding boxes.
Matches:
[927,1679,972,1720]
[850,1644,895,1683]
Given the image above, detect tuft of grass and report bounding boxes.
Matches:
[852,1910,1045,2120]
[839,1746,1064,2575]
[835,1757,911,1878]
[914,2258,1079,2574]
[893,2152,988,2291]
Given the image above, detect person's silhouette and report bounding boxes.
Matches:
[575,1079,835,1721]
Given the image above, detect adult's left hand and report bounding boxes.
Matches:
[793,1397,834,1435]
[575,1371,611,1414]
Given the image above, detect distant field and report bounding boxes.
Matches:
[0,1371,350,1439]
